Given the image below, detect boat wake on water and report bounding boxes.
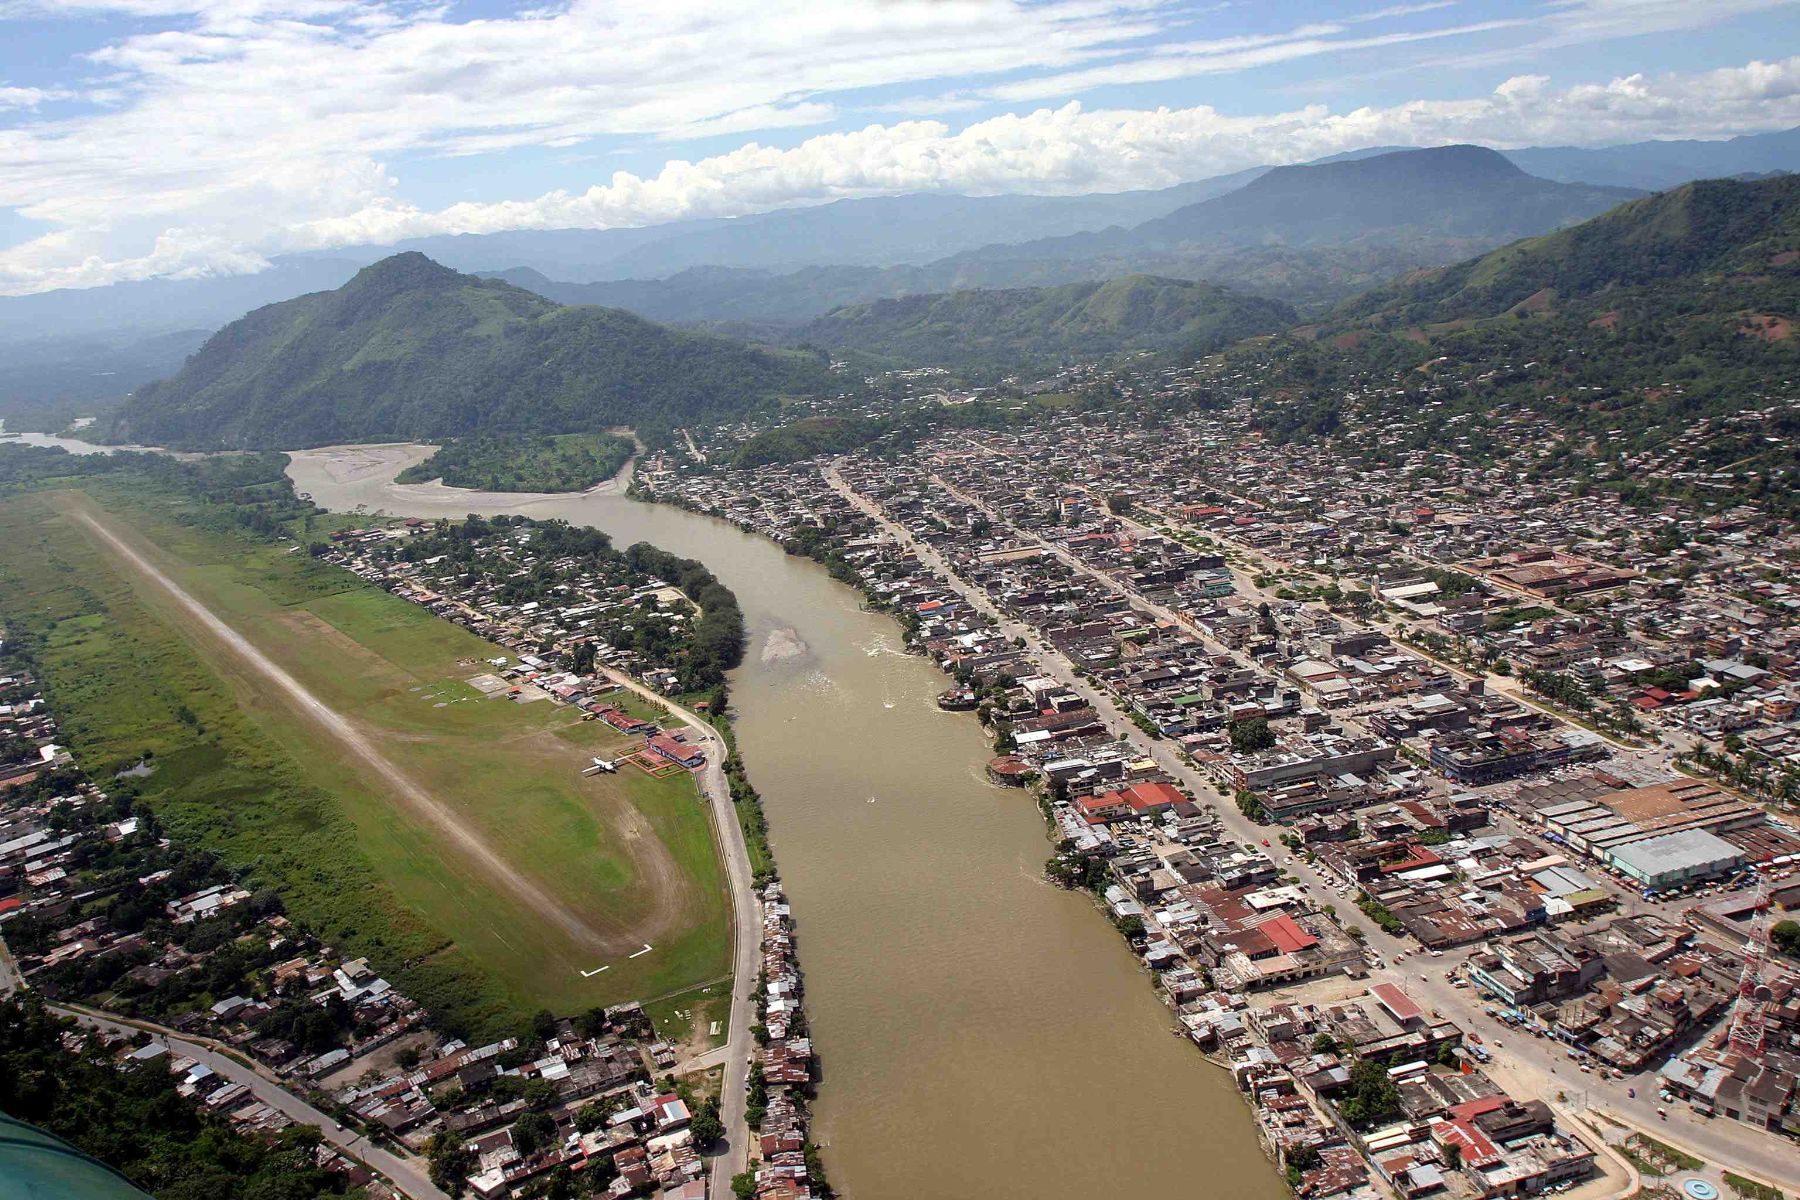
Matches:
[856,631,908,658]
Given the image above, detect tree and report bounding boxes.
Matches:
[1772,920,1800,959]
[569,642,598,675]
[522,1077,561,1110]
[512,1111,556,1158]
[732,1172,757,1200]
[1311,1033,1340,1056]
[1229,717,1276,754]
[1235,790,1269,823]
[689,1098,724,1147]
[1444,1142,1463,1170]
[427,1131,474,1194]
[1339,1058,1401,1126]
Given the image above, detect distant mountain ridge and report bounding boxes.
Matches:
[1334,173,1800,328]
[957,145,1641,266]
[486,147,1649,327]
[1506,126,1800,191]
[310,170,1275,282]
[796,275,1295,373]
[109,253,831,449]
[4,130,1798,402]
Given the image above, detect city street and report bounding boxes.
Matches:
[595,667,760,1197]
[826,460,1800,1198]
[57,1005,449,1200]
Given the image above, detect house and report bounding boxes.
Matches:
[1073,781,1183,825]
[647,734,704,769]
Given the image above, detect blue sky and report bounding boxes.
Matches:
[1,0,1797,292]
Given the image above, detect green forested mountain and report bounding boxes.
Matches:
[1335,175,1800,325]
[799,275,1295,373]
[109,253,832,449]
[1228,176,1800,509]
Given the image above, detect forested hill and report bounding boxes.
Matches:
[1335,174,1800,326]
[108,252,833,449]
[799,275,1296,373]
[1227,175,1800,510]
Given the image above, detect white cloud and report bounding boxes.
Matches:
[1,0,1797,293]
[0,83,77,109]
[268,56,1800,251]
[1412,0,1800,69]
[986,17,1532,101]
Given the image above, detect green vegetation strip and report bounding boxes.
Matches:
[396,431,635,493]
[1724,1172,1785,1200]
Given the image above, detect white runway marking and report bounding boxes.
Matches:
[580,965,611,978]
[628,943,654,959]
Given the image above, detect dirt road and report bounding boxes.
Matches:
[70,507,626,956]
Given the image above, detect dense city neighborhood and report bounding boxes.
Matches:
[629,352,1800,1200]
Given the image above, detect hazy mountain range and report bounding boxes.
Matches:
[3,129,1797,426]
[97,172,1800,460]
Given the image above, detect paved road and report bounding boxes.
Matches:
[58,1005,448,1200]
[1392,957,1800,1193]
[69,504,623,956]
[596,668,759,1196]
[828,464,1800,1195]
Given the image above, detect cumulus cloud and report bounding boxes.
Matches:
[1,0,1798,292]
[257,56,1800,258]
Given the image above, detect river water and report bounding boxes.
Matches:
[283,444,1283,1200]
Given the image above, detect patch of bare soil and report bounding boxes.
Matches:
[1742,313,1793,341]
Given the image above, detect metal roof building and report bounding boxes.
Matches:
[1608,828,1745,889]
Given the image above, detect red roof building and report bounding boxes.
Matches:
[1370,982,1424,1025]
[648,734,704,768]
[1259,913,1319,955]
[1073,781,1184,825]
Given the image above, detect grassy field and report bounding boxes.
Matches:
[0,483,728,1039]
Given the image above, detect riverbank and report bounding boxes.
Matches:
[632,459,1297,1186]
[314,501,817,1197]
[291,442,1286,1200]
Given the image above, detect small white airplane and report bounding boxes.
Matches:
[584,757,618,775]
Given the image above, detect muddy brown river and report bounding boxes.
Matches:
[285,444,1285,1200]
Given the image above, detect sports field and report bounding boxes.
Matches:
[0,486,728,1037]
